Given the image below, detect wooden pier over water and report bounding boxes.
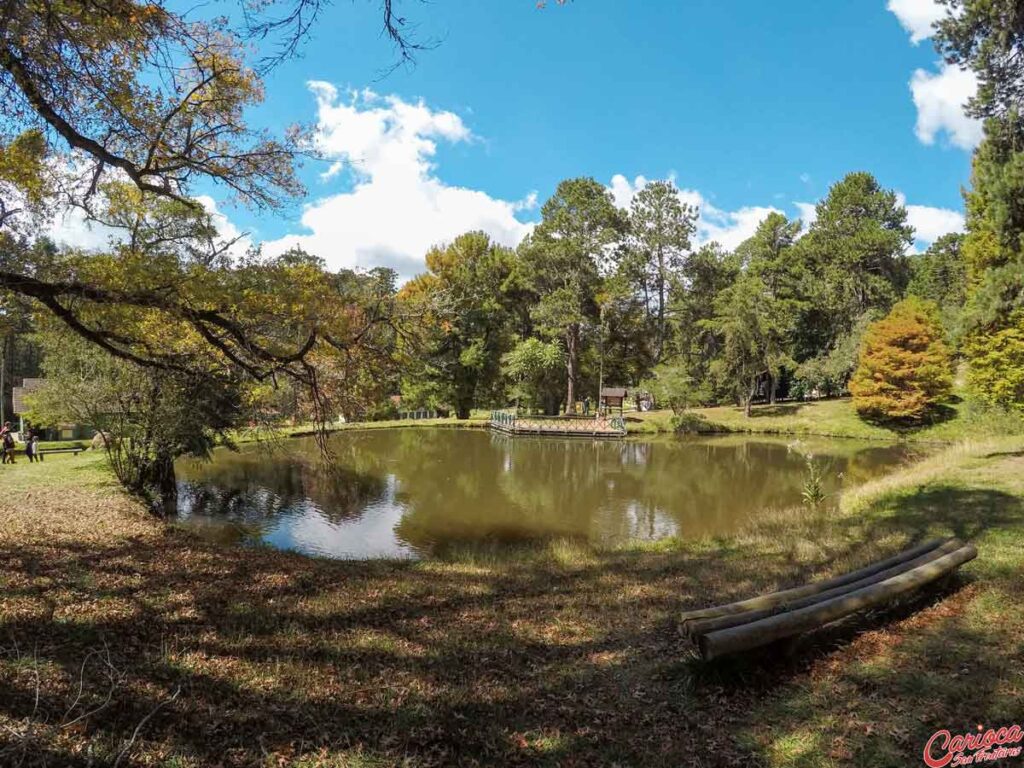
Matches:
[489,410,626,438]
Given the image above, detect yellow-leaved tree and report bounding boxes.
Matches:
[849,297,953,422]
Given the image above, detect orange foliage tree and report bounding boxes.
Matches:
[849,297,953,421]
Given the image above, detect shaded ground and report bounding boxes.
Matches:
[1,441,1022,766]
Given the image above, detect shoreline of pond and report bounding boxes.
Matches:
[2,437,1022,765]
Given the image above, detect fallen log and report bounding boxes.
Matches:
[680,537,949,633]
[684,538,965,639]
[698,543,977,661]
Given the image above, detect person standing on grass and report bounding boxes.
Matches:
[24,426,38,463]
[1,422,14,465]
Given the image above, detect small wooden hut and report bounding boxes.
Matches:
[600,386,628,414]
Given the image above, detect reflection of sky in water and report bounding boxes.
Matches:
[179,474,419,559]
[176,431,928,561]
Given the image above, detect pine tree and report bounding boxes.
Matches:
[849,298,953,422]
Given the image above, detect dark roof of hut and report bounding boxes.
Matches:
[600,387,628,398]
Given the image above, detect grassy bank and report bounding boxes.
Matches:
[628,396,1024,443]
[1,439,1022,766]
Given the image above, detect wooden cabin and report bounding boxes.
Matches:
[600,387,628,413]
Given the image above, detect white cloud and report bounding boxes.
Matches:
[45,208,117,251]
[609,173,647,208]
[608,173,780,251]
[262,83,535,279]
[888,1,981,152]
[911,63,983,149]
[887,0,945,44]
[195,196,253,258]
[702,205,783,250]
[904,201,965,248]
[793,201,817,230]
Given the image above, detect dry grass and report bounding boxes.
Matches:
[1,440,1022,766]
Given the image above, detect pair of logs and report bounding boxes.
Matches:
[682,537,977,661]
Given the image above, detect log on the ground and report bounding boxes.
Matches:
[684,538,965,639]
[680,537,950,633]
[697,543,977,661]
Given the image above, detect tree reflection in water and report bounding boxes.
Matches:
[175,430,928,559]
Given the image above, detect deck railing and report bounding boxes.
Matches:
[488,409,625,437]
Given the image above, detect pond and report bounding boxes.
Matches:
[174,428,927,559]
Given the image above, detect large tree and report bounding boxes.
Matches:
[796,172,913,358]
[935,0,1024,123]
[706,272,794,416]
[626,180,697,363]
[399,232,516,419]
[0,1,426,437]
[668,242,740,404]
[735,212,806,400]
[907,233,967,334]
[518,177,625,410]
[935,0,1024,410]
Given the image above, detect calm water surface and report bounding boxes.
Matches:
[175,429,926,559]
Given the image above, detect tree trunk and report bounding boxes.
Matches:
[155,454,178,517]
[545,394,559,417]
[769,372,778,404]
[744,378,757,417]
[565,324,579,414]
[656,246,666,363]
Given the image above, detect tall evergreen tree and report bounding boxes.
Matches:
[518,178,625,410]
[907,233,968,335]
[735,212,806,400]
[706,272,793,416]
[796,172,913,358]
[626,180,697,362]
[935,0,1024,410]
[669,242,739,403]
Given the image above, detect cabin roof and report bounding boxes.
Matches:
[600,387,628,398]
[12,378,45,414]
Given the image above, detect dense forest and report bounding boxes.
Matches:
[2,0,1022,511]
[4,170,968,427]
[390,171,967,419]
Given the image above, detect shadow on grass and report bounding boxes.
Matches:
[0,486,1020,766]
[747,403,806,418]
[738,582,1022,766]
[857,402,959,436]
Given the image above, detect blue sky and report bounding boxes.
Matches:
[75,1,981,278]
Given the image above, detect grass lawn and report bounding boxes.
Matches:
[628,396,1024,443]
[1,435,1022,766]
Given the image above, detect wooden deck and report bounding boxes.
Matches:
[489,411,626,438]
